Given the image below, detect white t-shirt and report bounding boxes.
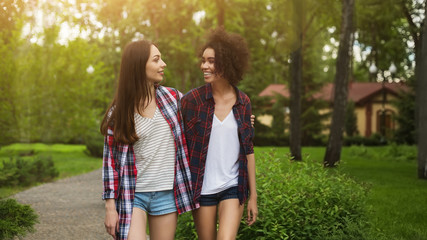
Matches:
[133,107,175,192]
[201,111,240,195]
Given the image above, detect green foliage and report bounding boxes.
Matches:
[345,101,358,137]
[382,143,417,161]
[301,101,329,146]
[271,94,287,138]
[0,156,59,187]
[0,143,101,198]
[356,0,412,82]
[12,36,110,143]
[84,134,104,158]
[0,198,38,240]
[237,150,373,239]
[175,212,198,239]
[345,144,416,162]
[392,89,416,144]
[254,134,289,146]
[344,133,387,146]
[0,2,25,145]
[176,149,375,239]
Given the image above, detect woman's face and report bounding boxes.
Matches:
[200,47,218,83]
[146,45,166,84]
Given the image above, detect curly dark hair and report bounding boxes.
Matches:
[200,27,250,86]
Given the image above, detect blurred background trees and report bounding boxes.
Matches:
[0,0,425,175]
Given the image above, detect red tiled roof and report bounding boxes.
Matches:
[259,84,290,98]
[259,82,411,104]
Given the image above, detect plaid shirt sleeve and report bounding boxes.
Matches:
[102,126,119,200]
[241,94,254,155]
[157,86,199,213]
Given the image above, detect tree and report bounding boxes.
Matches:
[417,2,427,179]
[356,0,409,82]
[393,90,415,144]
[216,0,225,27]
[266,0,340,158]
[289,0,303,160]
[324,0,355,167]
[0,0,25,145]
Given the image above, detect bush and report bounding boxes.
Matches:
[237,151,375,240]
[254,135,289,146]
[344,133,387,146]
[0,199,38,240]
[0,156,59,187]
[176,212,197,239]
[176,150,378,240]
[392,90,415,144]
[84,134,104,158]
[382,143,417,161]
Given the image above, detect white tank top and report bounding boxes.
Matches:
[201,110,240,195]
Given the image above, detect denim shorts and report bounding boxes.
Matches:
[133,190,177,216]
[199,186,239,206]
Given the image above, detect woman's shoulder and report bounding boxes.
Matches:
[158,85,176,93]
[157,85,181,99]
[182,84,208,103]
[235,87,251,104]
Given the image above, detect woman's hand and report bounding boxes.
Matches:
[250,115,255,127]
[246,196,258,226]
[105,199,119,238]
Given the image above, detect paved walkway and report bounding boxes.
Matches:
[13,169,112,240]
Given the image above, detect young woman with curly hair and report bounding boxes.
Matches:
[181,28,258,240]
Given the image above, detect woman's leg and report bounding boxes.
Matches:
[192,206,218,240]
[217,199,244,240]
[128,207,148,240]
[148,212,178,240]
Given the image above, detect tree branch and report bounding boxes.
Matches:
[400,0,419,41]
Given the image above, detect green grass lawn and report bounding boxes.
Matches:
[0,143,101,198]
[255,146,427,240]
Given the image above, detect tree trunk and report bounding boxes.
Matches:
[412,22,422,148]
[289,0,303,161]
[216,0,225,27]
[417,4,427,179]
[324,0,354,167]
[290,48,302,161]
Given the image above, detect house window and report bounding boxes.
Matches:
[377,110,395,138]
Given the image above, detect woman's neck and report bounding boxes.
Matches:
[211,78,234,96]
[137,84,156,112]
[150,84,156,96]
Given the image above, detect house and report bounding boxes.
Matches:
[258,82,411,138]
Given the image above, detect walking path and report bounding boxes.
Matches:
[13,169,112,240]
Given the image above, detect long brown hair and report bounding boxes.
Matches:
[100,40,154,144]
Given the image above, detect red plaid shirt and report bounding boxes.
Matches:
[181,83,254,205]
[102,86,198,240]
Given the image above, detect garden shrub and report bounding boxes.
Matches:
[0,156,59,187]
[344,133,386,146]
[237,150,374,240]
[84,134,104,158]
[175,211,197,239]
[176,150,376,239]
[254,135,289,146]
[382,143,417,161]
[0,198,38,240]
[347,145,369,157]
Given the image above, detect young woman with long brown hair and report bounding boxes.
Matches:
[100,40,197,240]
